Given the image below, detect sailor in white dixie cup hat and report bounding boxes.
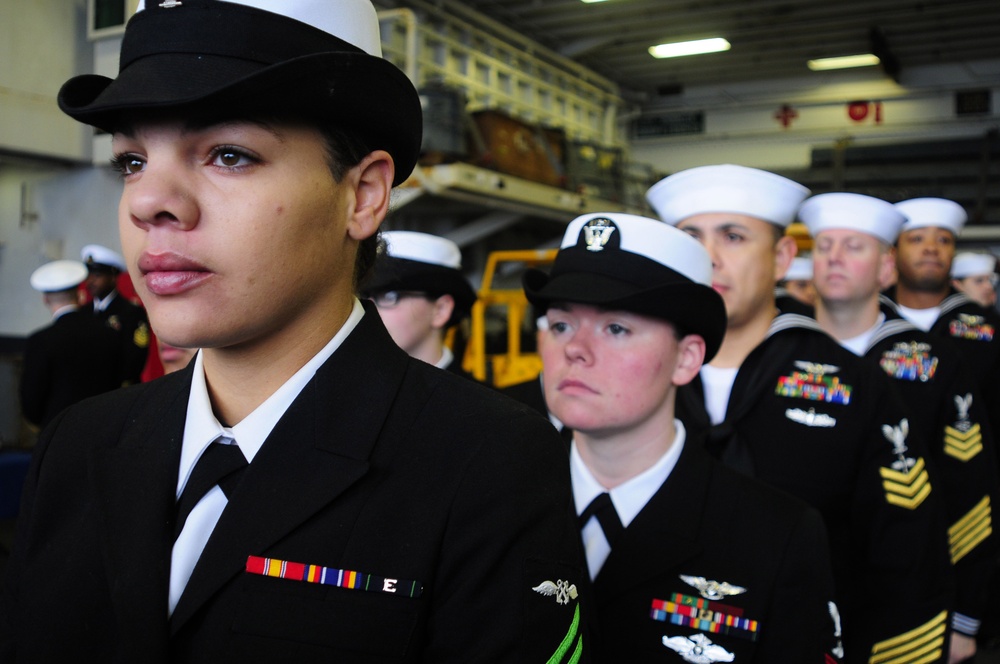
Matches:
[20,260,124,429]
[951,252,998,308]
[361,231,478,379]
[519,211,838,662]
[802,191,1000,662]
[777,255,817,309]
[644,165,954,661]
[884,197,1000,483]
[3,1,589,661]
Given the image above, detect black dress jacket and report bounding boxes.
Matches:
[1,306,588,663]
[588,435,840,662]
[19,308,123,428]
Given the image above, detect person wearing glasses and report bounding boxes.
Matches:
[362,231,478,380]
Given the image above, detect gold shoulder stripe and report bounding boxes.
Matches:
[949,496,993,563]
[869,610,947,664]
[884,483,932,510]
[944,423,983,461]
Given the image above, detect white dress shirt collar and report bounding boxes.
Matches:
[176,298,365,497]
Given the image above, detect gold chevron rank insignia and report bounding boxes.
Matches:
[945,422,983,461]
[879,457,932,509]
[869,610,946,664]
[945,394,982,461]
[949,495,992,564]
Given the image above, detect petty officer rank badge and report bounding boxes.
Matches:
[949,313,995,341]
[879,342,938,382]
[945,393,983,462]
[879,419,932,509]
[775,361,852,405]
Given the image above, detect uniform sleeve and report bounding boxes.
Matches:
[420,411,589,663]
[757,504,844,662]
[846,372,953,664]
[934,362,1000,635]
[18,335,48,427]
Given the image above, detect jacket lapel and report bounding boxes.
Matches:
[593,439,714,605]
[91,371,189,654]
[170,309,410,632]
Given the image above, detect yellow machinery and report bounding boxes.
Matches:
[462,248,557,387]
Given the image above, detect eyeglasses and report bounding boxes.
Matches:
[367,291,428,308]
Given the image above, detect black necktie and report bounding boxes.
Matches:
[174,438,248,540]
[579,492,624,547]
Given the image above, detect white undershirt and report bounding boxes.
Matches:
[699,365,739,425]
[895,304,940,332]
[838,313,885,356]
[169,298,365,615]
[571,421,686,580]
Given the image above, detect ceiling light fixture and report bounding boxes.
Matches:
[648,37,731,59]
[580,0,610,3]
[807,54,881,71]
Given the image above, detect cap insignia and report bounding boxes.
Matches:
[581,218,616,252]
[662,634,736,663]
[532,579,578,605]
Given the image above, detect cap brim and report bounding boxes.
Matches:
[59,52,422,186]
[523,269,726,362]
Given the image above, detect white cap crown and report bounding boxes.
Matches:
[895,198,967,235]
[799,193,905,245]
[646,164,810,228]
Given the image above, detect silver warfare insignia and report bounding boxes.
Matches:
[680,575,747,600]
[662,634,735,663]
[794,360,839,375]
[785,408,837,428]
[883,418,916,471]
[159,0,183,7]
[582,218,616,252]
[959,313,986,326]
[955,393,973,422]
[532,579,579,605]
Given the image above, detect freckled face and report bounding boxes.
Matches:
[113,119,357,352]
[540,303,681,437]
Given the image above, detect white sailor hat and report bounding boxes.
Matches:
[523,212,727,361]
[29,260,88,293]
[895,198,967,236]
[81,244,127,272]
[645,164,811,228]
[362,231,476,325]
[380,231,462,269]
[951,252,997,279]
[799,192,905,245]
[785,256,813,281]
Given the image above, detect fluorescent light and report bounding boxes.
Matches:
[580,0,610,3]
[807,54,881,71]
[648,38,731,59]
